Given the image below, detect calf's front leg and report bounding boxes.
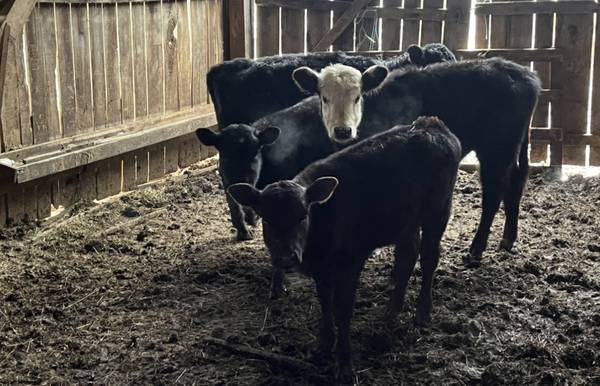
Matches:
[225,194,253,241]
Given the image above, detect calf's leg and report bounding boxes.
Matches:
[385,225,420,321]
[270,268,286,299]
[500,138,529,251]
[314,277,335,359]
[225,194,253,241]
[466,157,510,267]
[333,265,362,383]
[243,207,257,226]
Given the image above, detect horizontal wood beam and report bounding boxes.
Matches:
[475,1,600,16]
[530,127,563,143]
[255,0,447,21]
[539,89,560,104]
[0,107,217,184]
[456,48,562,62]
[38,0,163,3]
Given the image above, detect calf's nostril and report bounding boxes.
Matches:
[334,127,352,139]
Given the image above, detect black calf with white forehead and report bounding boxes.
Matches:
[208,44,456,128]
[228,116,462,381]
[357,58,541,266]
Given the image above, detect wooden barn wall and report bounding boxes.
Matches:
[252,0,600,168]
[475,0,599,167]
[0,0,223,227]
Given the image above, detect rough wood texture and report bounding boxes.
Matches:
[146,1,164,115]
[381,0,400,51]
[444,0,471,52]
[554,12,593,165]
[402,0,420,49]
[475,1,600,16]
[0,27,24,151]
[177,0,193,108]
[313,0,373,51]
[72,3,94,132]
[89,3,108,127]
[131,2,148,119]
[55,4,78,137]
[256,4,279,56]
[227,0,247,58]
[355,1,377,52]
[281,7,304,54]
[104,4,121,125]
[421,0,443,45]
[118,2,135,122]
[591,8,600,166]
[163,0,180,112]
[191,0,208,106]
[307,7,329,52]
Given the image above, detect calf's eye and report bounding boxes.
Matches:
[354,96,360,104]
[323,97,329,104]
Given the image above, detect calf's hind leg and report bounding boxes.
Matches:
[465,157,511,267]
[416,200,451,325]
[500,142,529,251]
[385,224,420,322]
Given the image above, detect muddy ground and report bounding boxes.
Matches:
[1,163,599,385]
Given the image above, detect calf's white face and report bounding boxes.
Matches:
[293,64,388,143]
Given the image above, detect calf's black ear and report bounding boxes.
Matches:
[306,177,339,205]
[196,128,220,147]
[228,184,260,208]
[293,67,320,94]
[362,65,388,93]
[407,44,425,66]
[257,126,280,146]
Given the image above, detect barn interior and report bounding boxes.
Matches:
[0,0,599,384]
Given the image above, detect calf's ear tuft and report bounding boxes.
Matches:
[258,126,281,146]
[228,184,260,208]
[362,65,388,93]
[306,177,339,205]
[196,128,220,147]
[293,67,320,94]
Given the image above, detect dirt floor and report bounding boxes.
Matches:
[1,162,599,385]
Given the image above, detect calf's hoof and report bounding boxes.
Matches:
[462,252,481,269]
[498,238,514,252]
[236,230,253,241]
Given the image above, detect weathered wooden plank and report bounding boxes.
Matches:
[281,7,304,54]
[164,138,180,173]
[402,0,419,49]
[0,194,6,228]
[14,24,33,147]
[163,0,179,112]
[381,0,400,51]
[6,186,25,225]
[39,3,61,140]
[191,0,208,106]
[256,3,279,56]
[591,4,600,166]
[122,152,137,191]
[1,28,24,151]
[146,1,164,115]
[118,2,135,122]
[306,7,329,52]
[530,6,553,163]
[135,147,149,185]
[89,3,107,127]
[554,12,593,165]
[72,3,94,133]
[55,4,78,137]
[456,48,561,62]
[178,133,201,168]
[148,144,165,181]
[23,184,37,221]
[96,156,121,199]
[103,3,121,125]
[131,2,147,119]
[177,0,192,108]
[355,1,377,51]
[314,0,372,51]
[214,0,224,64]
[476,1,600,16]
[57,170,79,208]
[226,0,247,58]
[26,5,50,144]
[421,0,443,45]
[443,0,470,52]
[36,180,52,220]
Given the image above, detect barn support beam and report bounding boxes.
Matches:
[312,0,373,51]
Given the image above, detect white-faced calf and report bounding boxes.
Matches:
[295,58,541,267]
[228,117,462,381]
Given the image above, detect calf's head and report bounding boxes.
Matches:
[196,124,280,185]
[228,177,338,269]
[293,64,388,143]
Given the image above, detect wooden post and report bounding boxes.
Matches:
[226,0,248,58]
[281,5,304,54]
[402,0,419,49]
[444,0,471,52]
[256,2,279,56]
[421,0,443,45]
[334,0,354,51]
